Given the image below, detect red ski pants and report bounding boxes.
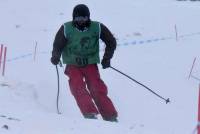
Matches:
[65,64,118,119]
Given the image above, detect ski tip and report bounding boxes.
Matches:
[165,98,170,104]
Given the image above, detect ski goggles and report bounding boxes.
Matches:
[74,16,89,22]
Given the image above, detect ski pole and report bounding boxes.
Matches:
[56,65,61,114]
[110,66,170,104]
[59,60,65,73]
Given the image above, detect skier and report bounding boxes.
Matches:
[51,4,118,122]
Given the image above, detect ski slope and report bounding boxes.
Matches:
[0,0,200,134]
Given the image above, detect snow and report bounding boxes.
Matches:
[0,0,200,133]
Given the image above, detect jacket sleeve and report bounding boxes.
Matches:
[100,23,117,60]
[52,25,68,58]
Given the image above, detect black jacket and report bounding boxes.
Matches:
[52,22,117,61]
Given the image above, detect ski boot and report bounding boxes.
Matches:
[83,113,98,119]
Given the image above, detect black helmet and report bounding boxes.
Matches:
[72,4,90,20]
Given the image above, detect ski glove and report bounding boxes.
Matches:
[101,58,110,69]
[51,56,60,65]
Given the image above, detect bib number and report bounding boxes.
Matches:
[75,57,88,66]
